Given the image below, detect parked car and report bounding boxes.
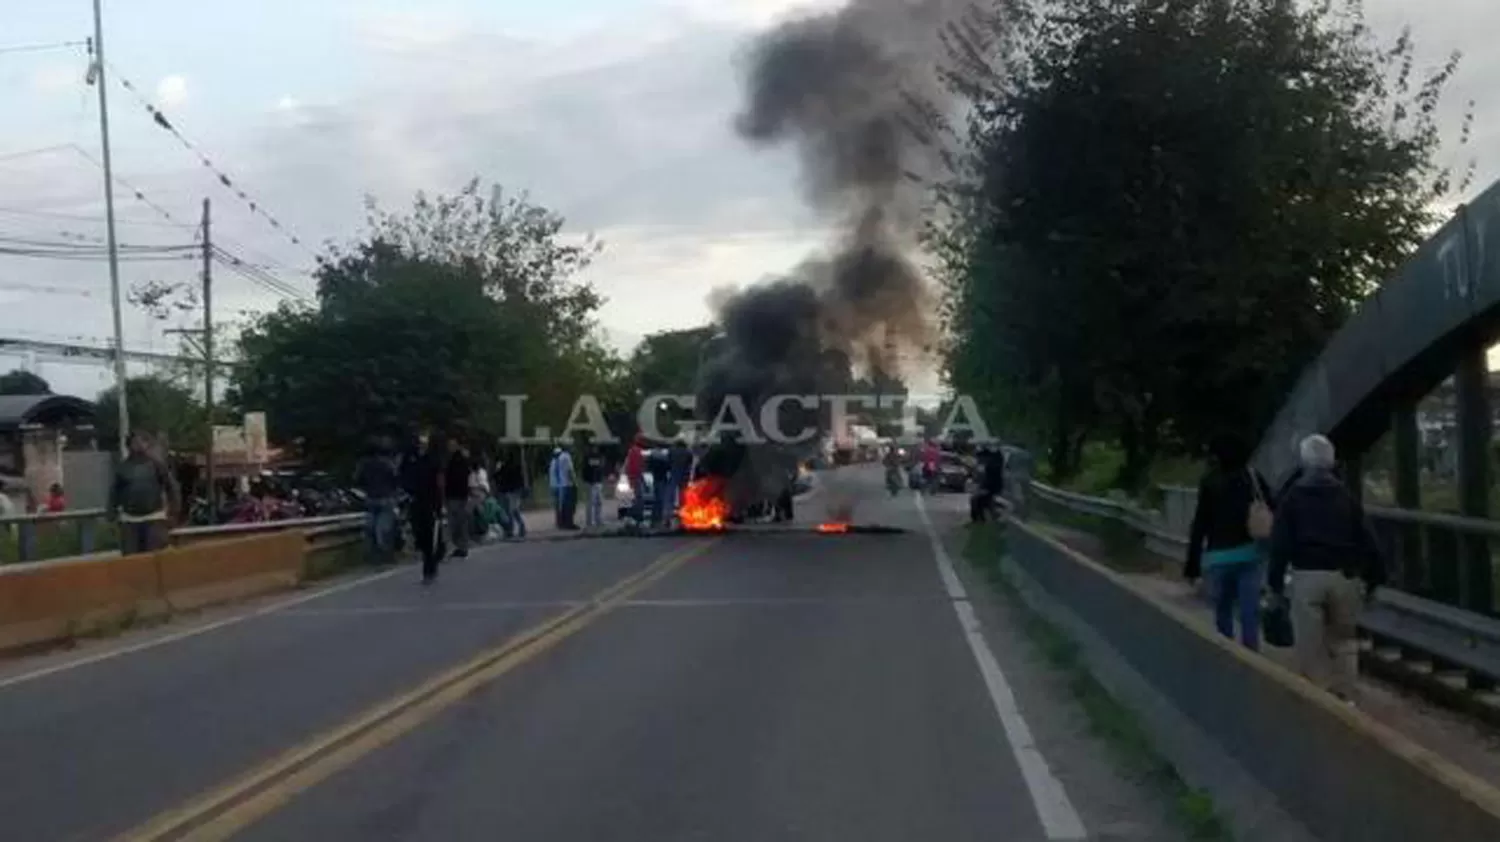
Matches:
[935,452,972,493]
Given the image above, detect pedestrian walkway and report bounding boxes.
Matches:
[1034,522,1500,787]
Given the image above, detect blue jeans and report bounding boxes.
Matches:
[586,483,603,527]
[1209,561,1262,650]
[363,498,397,562]
[501,492,526,538]
[652,478,672,526]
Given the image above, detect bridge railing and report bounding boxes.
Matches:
[1025,480,1500,717]
[1,510,364,565]
[1363,505,1500,618]
[0,509,113,563]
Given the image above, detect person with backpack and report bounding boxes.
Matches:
[1268,434,1386,703]
[1185,432,1274,650]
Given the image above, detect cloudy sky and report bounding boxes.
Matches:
[0,0,1491,398]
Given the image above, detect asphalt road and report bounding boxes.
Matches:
[0,466,1182,842]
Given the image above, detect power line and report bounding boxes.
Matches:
[0,281,99,299]
[0,204,186,228]
[108,63,316,259]
[0,144,79,163]
[213,246,307,300]
[60,143,194,230]
[52,144,309,300]
[0,40,88,57]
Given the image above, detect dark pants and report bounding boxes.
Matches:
[554,486,578,529]
[774,487,794,522]
[410,506,439,580]
[652,478,671,527]
[120,519,169,555]
[1209,561,1262,650]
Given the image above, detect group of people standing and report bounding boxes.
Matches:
[354,431,530,585]
[542,440,622,530]
[1186,432,1386,704]
[617,435,695,527]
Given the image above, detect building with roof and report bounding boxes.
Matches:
[0,394,102,511]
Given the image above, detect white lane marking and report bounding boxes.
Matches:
[915,493,1088,841]
[0,565,407,691]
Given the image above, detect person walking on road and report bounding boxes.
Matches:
[580,443,607,529]
[401,431,444,584]
[109,431,181,555]
[495,450,527,539]
[1186,432,1274,650]
[549,444,578,530]
[353,435,401,564]
[1268,434,1386,703]
[443,437,473,559]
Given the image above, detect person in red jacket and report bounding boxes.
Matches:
[44,483,66,513]
[624,434,647,523]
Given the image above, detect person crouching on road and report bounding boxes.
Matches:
[110,430,181,555]
[1185,432,1273,651]
[1268,434,1386,704]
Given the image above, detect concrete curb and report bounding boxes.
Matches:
[1005,518,1500,842]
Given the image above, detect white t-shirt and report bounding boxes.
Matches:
[469,467,490,495]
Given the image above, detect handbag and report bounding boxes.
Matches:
[1262,595,1295,648]
[1246,468,1273,540]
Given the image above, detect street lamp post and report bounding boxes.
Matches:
[89,0,130,453]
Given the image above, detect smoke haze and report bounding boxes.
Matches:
[694,0,963,508]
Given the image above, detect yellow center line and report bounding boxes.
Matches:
[113,539,718,842]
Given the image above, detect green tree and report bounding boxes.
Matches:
[628,326,718,397]
[0,369,51,396]
[936,0,1470,486]
[231,181,615,469]
[96,375,207,453]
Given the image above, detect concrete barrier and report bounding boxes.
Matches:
[1003,520,1500,842]
[0,531,308,652]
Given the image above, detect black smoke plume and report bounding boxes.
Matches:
[695,0,960,510]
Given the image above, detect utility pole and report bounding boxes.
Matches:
[90,0,129,454]
[201,198,216,510]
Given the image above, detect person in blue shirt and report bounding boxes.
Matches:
[548,444,578,530]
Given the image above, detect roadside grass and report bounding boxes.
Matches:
[964,523,1233,842]
[1026,494,1166,574]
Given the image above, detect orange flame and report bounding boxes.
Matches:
[817,522,850,534]
[679,477,731,530]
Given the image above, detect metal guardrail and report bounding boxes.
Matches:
[1026,480,1500,722]
[0,508,111,563]
[1,509,364,565]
